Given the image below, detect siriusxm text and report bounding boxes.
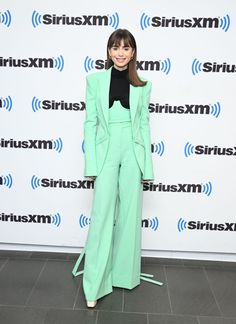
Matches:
[143,182,203,192]
[195,145,236,156]
[188,221,236,231]
[203,62,236,73]
[40,178,94,189]
[41,100,85,111]
[0,139,53,149]
[41,14,109,26]
[151,16,220,28]
[0,213,52,224]
[0,57,56,68]
[149,103,210,114]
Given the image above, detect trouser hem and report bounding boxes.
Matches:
[112,280,140,290]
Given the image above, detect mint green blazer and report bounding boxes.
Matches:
[84,66,154,180]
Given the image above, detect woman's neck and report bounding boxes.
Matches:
[113,65,128,71]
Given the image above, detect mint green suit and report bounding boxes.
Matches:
[72,67,160,301]
[84,67,154,180]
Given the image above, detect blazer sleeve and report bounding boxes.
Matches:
[140,81,154,180]
[84,74,98,177]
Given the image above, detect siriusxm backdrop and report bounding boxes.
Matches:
[1,0,236,260]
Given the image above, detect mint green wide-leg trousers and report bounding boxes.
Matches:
[83,121,143,300]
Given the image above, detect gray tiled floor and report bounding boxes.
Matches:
[0,251,235,324]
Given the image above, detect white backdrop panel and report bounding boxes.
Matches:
[1,0,236,257]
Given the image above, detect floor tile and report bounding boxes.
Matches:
[67,253,82,261]
[97,310,147,324]
[68,253,85,268]
[143,257,183,266]
[165,265,220,316]
[0,250,235,324]
[149,313,198,324]
[44,308,97,324]
[182,259,221,269]
[182,260,236,270]
[205,268,236,317]
[0,258,7,271]
[75,284,123,311]
[123,264,170,313]
[0,259,45,305]
[30,252,68,260]
[203,261,236,270]
[0,250,32,259]
[27,260,80,308]
[216,262,236,270]
[198,316,236,324]
[0,306,47,324]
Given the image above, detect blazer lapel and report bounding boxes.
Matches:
[130,84,140,124]
[100,67,112,126]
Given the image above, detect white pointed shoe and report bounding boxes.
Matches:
[86,300,97,308]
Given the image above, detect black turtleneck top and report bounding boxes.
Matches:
[109,66,130,109]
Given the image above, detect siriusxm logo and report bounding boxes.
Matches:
[0,56,64,71]
[149,102,221,118]
[0,96,13,112]
[84,56,171,74]
[140,13,230,32]
[151,141,165,156]
[0,212,61,226]
[31,176,94,189]
[142,217,159,231]
[79,214,90,228]
[143,181,213,196]
[178,218,236,232]
[81,140,85,153]
[0,10,12,27]
[32,97,85,112]
[79,214,159,231]
[0,138,63,153]
[0,173,13,188]
[192,59,236,75]
[184,142,236,157]
[32,11,119,29]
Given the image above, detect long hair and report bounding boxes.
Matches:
[106,29,147,87]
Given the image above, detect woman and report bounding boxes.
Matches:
[72,28,162,308]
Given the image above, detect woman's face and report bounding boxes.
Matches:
[108,39,134,71]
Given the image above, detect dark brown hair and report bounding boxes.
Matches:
[106,29,147,87]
